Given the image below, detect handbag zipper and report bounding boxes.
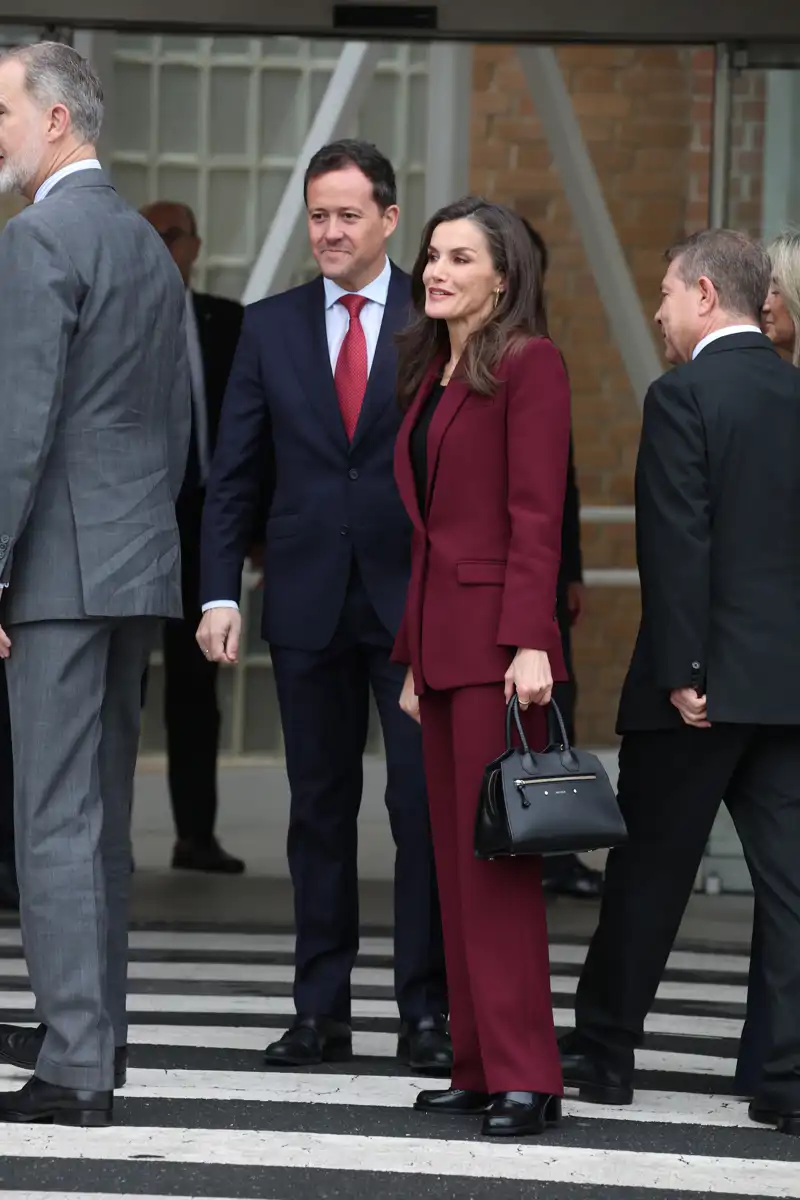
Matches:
[514,775,597,786]
[514,774,597,809]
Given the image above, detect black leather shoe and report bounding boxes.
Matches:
[264,1016,352,1067]
[0,1024,127,1089]
[749,1099,800,1135]
[171,838,245,874]
[543,857,603,899]
[482,1091,561,1137]
[0,1075,112,1126]
[397,1016,452,1076]
[414,1087,491,1114]
[560,1039,633,1105]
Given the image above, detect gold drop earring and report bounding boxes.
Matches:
[493,288,501,309]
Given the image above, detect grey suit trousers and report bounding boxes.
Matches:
[5,617,158,1090]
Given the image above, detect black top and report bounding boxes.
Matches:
[410,379,446,515]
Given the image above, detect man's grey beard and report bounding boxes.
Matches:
[0,141,44,196]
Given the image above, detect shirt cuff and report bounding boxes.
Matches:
[201,600,240,612]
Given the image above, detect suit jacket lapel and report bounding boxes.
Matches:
[424,374,471,515]
[350,264,409,452]
[286,277,350,456]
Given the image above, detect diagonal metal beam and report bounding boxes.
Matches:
[424,43,472,215]
[242,41,381,304]
[516,46,663,405]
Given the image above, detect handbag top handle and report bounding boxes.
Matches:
[505,694,575,762]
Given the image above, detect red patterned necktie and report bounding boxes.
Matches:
[334,293,369,442]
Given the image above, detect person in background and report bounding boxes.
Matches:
[0,41,189,1124]
[735,228,800,1097]
[561,229,800,1136]
[521,219,602,901]
[197,140,449,1075]
[0,665,16,910]
[394,197,570,1137]
[140,200,245,875]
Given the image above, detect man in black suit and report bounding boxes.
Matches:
[560,229,800,1134]
[141,201,245,874]
[196,142,449,1073]
[0,663,17,909]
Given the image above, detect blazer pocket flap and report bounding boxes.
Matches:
[457,560,506,585]
[266,513,299,539]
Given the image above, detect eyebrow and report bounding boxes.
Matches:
[431,245,477,255]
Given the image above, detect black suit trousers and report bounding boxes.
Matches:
[269,561,447,1024]
[574,723,800,1108]
[163,493,221,844]
[0,662,13,871]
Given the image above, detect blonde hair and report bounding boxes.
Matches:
[767,230,800,366]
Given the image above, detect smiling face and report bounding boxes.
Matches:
[762,280,797,355]
[422,217,504,333]
[0,57,50,196]
[306,164,398,292]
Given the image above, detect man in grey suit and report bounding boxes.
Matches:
[0,42,190,1126]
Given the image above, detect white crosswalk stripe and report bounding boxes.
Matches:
[0,924,795,1200]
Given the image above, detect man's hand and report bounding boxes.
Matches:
[504,648,553,709]
[0,624,10,660]
[670,687,710,728]
[567,581,586,626]
[196,607,242,665]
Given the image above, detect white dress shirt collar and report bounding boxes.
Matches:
[323,255,392,311]
[34,158,103,204]
[692,325,764,360]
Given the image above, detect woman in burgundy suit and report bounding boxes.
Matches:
[392,197,571,1137]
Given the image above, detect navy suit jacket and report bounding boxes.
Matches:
[200,263,415,651]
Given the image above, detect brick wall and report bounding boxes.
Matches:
[469,44,714,744]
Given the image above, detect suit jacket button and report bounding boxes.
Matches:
[691,661,700,670]
[348,468,359,480]
[0,535,8,544]
[340,525,350,536]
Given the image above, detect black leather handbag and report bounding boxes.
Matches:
[474,695,627,859]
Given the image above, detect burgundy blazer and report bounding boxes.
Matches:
[391,336,571,693]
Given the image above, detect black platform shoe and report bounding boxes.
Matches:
[481,1091,562,1137]
[414,1088,492,1114]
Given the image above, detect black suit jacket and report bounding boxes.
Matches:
[192,291,244,457]
[558,433,582,592]
[618,332,800,732]
[200,264,415,650]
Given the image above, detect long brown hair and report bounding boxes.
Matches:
[396,196,549,410]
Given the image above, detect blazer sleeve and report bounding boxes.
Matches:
[497,338,571,650]
[168,305,192,503]
[635,373,710,691]
[559,432,583,586]
[0,217,79,586]
[200,307,272,606]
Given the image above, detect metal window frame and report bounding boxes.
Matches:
[5,1,800,42]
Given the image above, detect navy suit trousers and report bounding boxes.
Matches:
[270,561,447,1023]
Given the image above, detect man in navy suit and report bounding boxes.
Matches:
[197,140,449,1073]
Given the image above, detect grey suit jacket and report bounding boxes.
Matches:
[0,168,191,623]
